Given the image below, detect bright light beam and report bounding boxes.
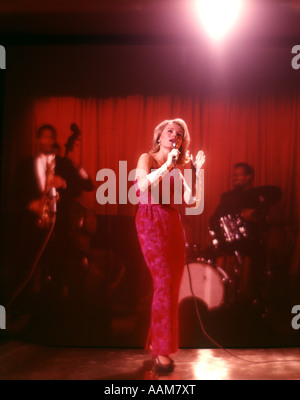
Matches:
[196,0,244,41]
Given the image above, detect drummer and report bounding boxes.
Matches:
[206,162,282,306]
[210,163,282,243]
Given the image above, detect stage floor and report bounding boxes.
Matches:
[0,339,299,380]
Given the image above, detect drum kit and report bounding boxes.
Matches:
[179,185,283,310]
[179,213,250,310]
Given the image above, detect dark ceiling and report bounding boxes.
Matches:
[0,0,300,42]
[1,1,300,97]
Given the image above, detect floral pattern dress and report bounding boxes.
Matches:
[135,171,185,356]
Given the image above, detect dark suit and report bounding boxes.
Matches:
[12,155,94,228]
[7,155,94,309]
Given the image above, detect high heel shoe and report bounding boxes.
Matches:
[154,356,175,373]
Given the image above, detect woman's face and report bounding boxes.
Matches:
[159,122,184,150]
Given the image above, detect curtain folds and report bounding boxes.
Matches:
[5,93,300,276]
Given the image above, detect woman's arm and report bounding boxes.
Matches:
[135,150,178,193]
[182,151,205,209]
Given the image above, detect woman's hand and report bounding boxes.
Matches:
[166,148,180,168]
[191,150,205,170]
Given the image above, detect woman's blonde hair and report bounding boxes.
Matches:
[149,118,191,165]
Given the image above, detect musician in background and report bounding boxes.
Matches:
[206,162,282,307]
[9,124,94,313]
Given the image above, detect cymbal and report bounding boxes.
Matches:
[254,186,282,205]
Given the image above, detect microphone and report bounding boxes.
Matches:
[171,140,177,167]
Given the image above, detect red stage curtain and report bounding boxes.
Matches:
[4,93,300,278]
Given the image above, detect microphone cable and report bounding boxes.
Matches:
[5,214,56,310]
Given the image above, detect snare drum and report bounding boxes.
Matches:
[179,259,230,309]
[209,214,249,249]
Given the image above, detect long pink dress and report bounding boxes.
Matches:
[135,171,185,356]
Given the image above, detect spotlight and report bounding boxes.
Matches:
[196,0,244,41]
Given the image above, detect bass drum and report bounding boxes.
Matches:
[179,259,230,310]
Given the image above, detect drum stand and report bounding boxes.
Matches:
[212,248,246,306]
[232,249,244,302]
[208,214,252,305]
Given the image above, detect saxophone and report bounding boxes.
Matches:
[37,157,58,229]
